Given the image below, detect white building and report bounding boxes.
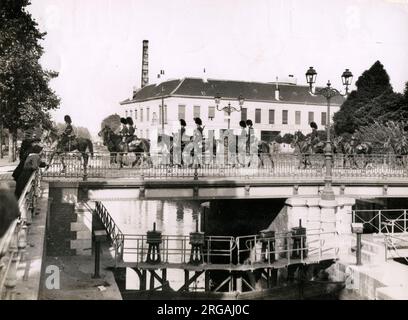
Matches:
[119,77,344,143]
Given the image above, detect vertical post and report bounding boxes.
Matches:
[379,210,382,234]
[149,270,155,290]
[93,230,106,278]
[140,270,147,290]
[184,270,189,292]
[321,95,334,201]
[356,233,362,266]
[205,271,210,291]
[93,240,101,278]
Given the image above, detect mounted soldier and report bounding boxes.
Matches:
[309,121,324,154]
[125,116,136,144]
[193,117,204,165]
[118,117,129,151]
[238,120,248,166]
[59,115,75,151]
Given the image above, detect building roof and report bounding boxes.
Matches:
[120,78,345,106]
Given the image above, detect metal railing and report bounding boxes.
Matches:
[236,229,338,266]
[384,234,408,263]
[0,170,41,299]
[41,151,408,180]
[122,234,236,265]
[352,209,408,234]
[115,230,338,267]
[94,201,125,263]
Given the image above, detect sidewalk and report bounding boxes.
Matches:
[0,157,18,172]
[0,157,18,188]
[40,244,122,300]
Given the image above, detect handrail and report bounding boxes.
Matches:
[352,209,408,234]
[0,169,41,299]
[384,233,408,264]
[93,201,125,262]
[115,230,338,266]
[41,151,408,180]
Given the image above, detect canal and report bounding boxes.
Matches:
[101,198,353,299]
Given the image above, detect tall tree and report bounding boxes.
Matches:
[101,114,121,132]
[333,61,393,135]
[0,0,60,160]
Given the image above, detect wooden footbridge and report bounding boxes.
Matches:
[93,201,339,293]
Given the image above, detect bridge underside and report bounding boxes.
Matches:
[46,178,408,200]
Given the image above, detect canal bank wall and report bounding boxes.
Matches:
[328,234,408,300]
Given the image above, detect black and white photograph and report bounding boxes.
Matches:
[1,0,408,306]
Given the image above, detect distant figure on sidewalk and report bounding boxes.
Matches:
[15,145,46,199]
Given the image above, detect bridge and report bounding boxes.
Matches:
[2,151,408,299]
[42,152,408,200]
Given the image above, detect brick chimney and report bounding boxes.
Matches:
[141,40,149,88]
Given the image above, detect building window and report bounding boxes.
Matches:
[146,129,149,138]
[193,105,200,119]
[295,111,301,125]
[130,110,133,119]
[282,110,288,125]
[146,107,150,122]
[140,108,144,122]
[255,109,261,123]
[135,109,137,120]
[208,106,215,120]
[241,108,247,121]
[269,109,275,124]
[164,105,168,124]
[321,112,327,126]
[178,105,186,120]
[308,111,314,124]
[125,110,128,117]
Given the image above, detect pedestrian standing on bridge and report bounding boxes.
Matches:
[12,131,42,183]
[15,145,46,199]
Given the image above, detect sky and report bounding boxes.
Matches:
[28,0,408,137]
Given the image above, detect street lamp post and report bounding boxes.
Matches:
[214,94,245,130]
[305,67,353,200]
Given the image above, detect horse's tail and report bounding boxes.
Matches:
[87,139,94,157]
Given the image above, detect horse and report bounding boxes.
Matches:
[45,129,94,174]
[217,132,274,168]
[343,137,373,168]
[98,125,151,168]
[291,132,313,169]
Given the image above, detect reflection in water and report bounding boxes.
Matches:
[103,200,200,236]
[103,200,203,290]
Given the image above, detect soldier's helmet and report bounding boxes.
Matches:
[126,117,134,126]
[64,115,72,124]
[180,119,187,127]
[120,117,127,125]
[310,121,318,130]
[246,119,253,127]
[239,120,246,128]
[194,117,202,126]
